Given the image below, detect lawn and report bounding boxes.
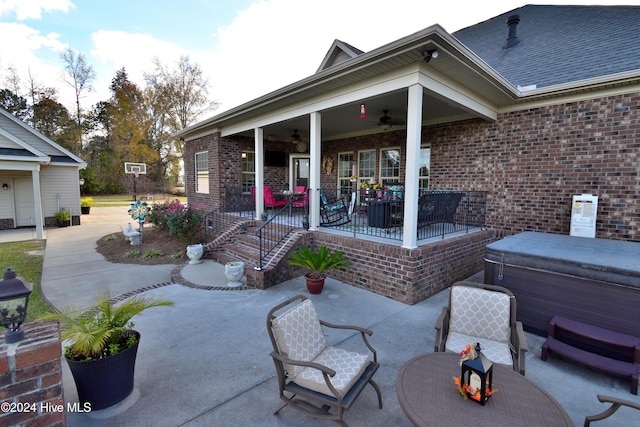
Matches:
[90,194,187,207]
[0,240,50,323]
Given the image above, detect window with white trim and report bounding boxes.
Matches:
[357,150,376,188]
[241,151,255,192]
[419,145,430,192]
[195,151,209,193]
[338,152,355,191]
[380,147,400,185]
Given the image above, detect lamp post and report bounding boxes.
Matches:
[0,268,32,343]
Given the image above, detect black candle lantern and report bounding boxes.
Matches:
[461,343,494,405]
[0,268,32,343]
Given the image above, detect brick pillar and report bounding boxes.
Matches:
[0,321,65,427]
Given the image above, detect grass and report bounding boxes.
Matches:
[91,194,187,207]
[0,240,50,323]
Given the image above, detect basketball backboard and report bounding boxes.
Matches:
[124,162,147,175]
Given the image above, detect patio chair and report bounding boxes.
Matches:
[264,186,288,211]
[319,190,351,227]
[267,295,382,425]
[584,394,640,426]
[292,185,307,209]
[434,281,528,375]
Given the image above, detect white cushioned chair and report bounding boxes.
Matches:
[434,281,528,375]
[267,295,382,425]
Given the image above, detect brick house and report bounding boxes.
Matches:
[176,5,640,304]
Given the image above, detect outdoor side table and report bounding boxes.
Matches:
[396,352,573,427]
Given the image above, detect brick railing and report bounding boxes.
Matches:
[0,322,65,427]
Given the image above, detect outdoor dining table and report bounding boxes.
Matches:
[396,352,573,427]
[276,191,304,216]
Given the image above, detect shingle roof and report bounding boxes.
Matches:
[453,5,640,89]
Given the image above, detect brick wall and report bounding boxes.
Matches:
[312,230,496,304]
[426,93,639,241]
[0,219,15,230]
[0,322,64,427]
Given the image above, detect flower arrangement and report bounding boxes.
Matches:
[358,181,383,190]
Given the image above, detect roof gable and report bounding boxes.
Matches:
[0,107,86,166]
[316,39,364,72]
[453,5,640,89]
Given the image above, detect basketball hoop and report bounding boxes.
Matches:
[133,170,140,179]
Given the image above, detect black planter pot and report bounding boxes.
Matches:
[66,331,140,410]
[81,206,91,214]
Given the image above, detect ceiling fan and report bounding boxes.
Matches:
[375,110,405,130]
[290,130,308,152]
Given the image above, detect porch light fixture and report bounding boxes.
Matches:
[2,183,7,190]
[0,268,32,343]
[422,49,439,63]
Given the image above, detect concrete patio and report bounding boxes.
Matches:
[9,207,636,426]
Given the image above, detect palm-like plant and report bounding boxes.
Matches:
[288,245,349,279]
[38,293,174,361]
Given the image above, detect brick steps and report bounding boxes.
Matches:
[205,221,309,289]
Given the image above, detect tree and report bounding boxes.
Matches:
[60,48,96,152]
[0,88,29,120]
[145,56,218,157]
[32,96,78,148]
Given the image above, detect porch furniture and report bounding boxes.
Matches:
[396,352,572,427]
[541,316,639,394]
[367,200,402,229]
[319,190,351,227]
[484,232,640,337]
[266,295,382,425]
[417,191,463,231]
[434,281,528,375]
[264,186,288,211]
[291,186,307,209]
[584,394,640,426]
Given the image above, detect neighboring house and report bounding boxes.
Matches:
[176,5,640,303]
[0,107,87,239]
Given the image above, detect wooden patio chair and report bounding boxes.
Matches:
[434,281,528,375]
[267,295,382,426]
[584,394,640,426]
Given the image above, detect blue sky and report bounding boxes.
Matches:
[1,0,638,120]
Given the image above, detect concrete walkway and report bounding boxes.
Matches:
[5,207,635,426]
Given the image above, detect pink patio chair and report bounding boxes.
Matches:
[292,185,308,208]
[264,186,288,210]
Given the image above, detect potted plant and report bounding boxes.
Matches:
[288,245,349,294]
[38,293,174,410]
[80,197,94,214]
[53,209,71,227]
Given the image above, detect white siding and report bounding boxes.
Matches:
[0,114,67,157]
[40,166,81,217]
[0,134,23,149]
[0,172,19,218]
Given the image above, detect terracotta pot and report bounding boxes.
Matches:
[305,274,325,294]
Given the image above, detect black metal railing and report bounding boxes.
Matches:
[254,203,297,270]
[318,187,487,242]
[211,186,486,256]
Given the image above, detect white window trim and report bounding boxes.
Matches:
[195,151,209,194]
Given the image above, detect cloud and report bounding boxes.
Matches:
[0,0,74,20]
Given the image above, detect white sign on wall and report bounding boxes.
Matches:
[570,194,598,238]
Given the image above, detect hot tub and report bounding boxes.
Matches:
[484,232,640,336]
